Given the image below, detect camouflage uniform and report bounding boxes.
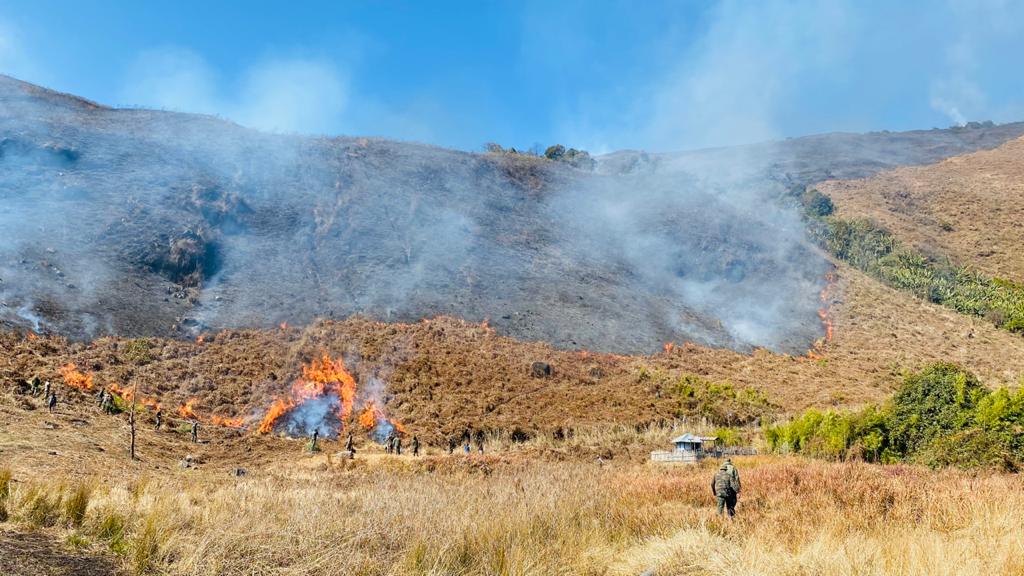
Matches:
[47,392,57,413]
[411,436,420,457]
[191,420,199,443]
[711,463,741,517]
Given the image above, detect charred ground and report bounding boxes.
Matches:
[4,75,1024,355]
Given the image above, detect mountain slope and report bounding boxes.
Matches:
[3,75,1024,356]
[820,136,1024,283]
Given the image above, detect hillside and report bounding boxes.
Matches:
[4,75,1024,356]
[819,136,1024,283]
[4,256,1023,449]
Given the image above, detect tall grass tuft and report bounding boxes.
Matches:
[63,482,92,528]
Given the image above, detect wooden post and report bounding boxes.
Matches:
[129,379,138,460]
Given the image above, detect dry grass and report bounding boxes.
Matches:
[820,135,1024,283]
[2,456,1021,576]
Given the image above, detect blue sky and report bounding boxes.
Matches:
[1,0,1023,153]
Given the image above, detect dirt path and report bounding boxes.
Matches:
[0,529,123,576]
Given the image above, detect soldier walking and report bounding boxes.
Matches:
[190,420,199,443]
[47,391,57,413]
[385,433,394,454]
[393,435,402,456]
[448,438,456,455]
[345,432,355,459]
[310,429,320,452]
[711,461,742,517]
[411,436,420,457]
[154,409,162,430]
[42,380,51,400]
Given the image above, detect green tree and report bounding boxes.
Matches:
[887,363,988,456]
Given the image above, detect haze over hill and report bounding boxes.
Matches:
[3,75,1024,354]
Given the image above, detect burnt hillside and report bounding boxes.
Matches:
[3,75,1024,354]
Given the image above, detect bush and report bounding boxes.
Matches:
[767,363,1021,469]
[543,144,565,160]
[123,339,153,365]
[670,374,775,425]
[917,429,1016,471]
[809,213,1024,336]
[802,188,834,218]
[887,363,987,455]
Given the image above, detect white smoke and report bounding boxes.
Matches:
[281,392,342,439]
[118,47,349,135]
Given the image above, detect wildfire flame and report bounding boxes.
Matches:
[196,334,205,344]
[280,322,288,330]
[176,397,200,419]
[358,402,380,430]
[804,271,837,360]
[258,353,403,439]
[109,383,160,410]
[210,415,246,428]
[60,363,94,391]
[663,342,675,353]
[26,332,39,341]
[175,397,246,428]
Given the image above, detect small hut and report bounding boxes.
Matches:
[650,433,719,463]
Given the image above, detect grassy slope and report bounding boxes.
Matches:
[820,136,1024,283]
[3,257,1023,449]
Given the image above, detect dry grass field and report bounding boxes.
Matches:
[3,393,1024,576]
[2,451,1022,576]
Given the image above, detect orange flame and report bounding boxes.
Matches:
[805,271,837,359]
[109,383,160,410]
[280,321,288,330]
[303,354,357,420]
[358,402,379,430]
[663,342,675,353]
[210,414,246,429]
[258,397,294,433]
[176,397,246,428]
[176,397,200,419]
[257,354,404,438]
[196,334,205,344]
[60,363,94,391]
[27,332,39,341]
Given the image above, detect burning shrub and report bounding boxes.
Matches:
[60,363,94,392]
[257,354,403,441]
